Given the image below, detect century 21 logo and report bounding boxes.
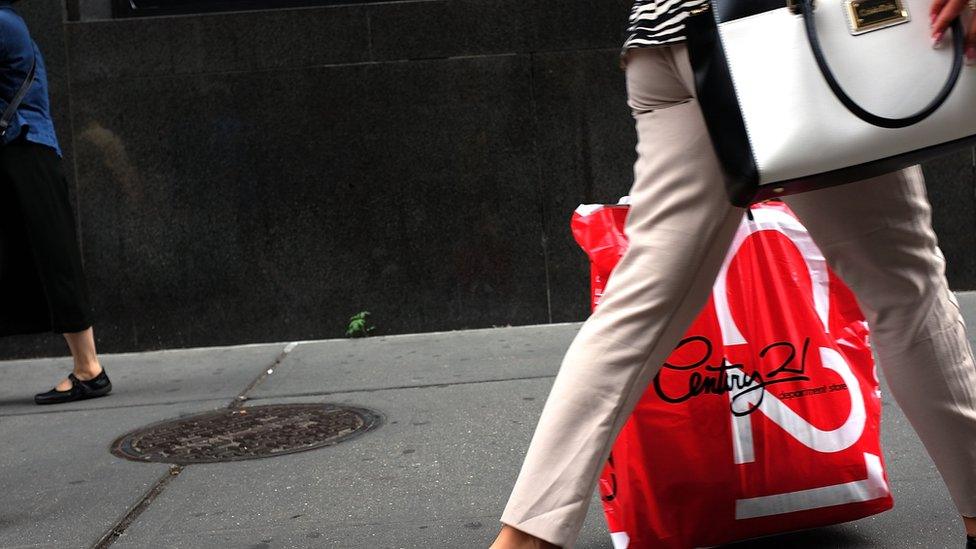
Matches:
[712,208,889,520]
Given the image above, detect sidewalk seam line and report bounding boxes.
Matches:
[229,341,302,408]
[90,465,184,549]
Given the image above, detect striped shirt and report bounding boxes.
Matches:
[623,0,709,48]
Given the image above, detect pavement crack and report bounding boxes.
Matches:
[91,465,184,549]
[229,341,301,409]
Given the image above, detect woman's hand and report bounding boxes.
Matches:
[931,0,975,63]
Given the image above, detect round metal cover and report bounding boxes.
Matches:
[111,404,380,464]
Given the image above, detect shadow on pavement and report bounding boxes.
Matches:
[0,395,37,409]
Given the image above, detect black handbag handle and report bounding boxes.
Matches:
[0,58,36,139]
[799,0,964,129]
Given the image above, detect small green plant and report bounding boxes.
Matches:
[346,311,375,338]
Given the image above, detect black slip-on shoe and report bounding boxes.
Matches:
[34,370,112,405]
[967,536,975,549]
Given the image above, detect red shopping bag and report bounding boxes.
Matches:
[572,201,892,549]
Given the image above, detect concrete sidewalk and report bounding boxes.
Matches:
[2,295,976,549]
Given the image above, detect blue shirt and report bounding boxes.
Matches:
[0,2,60,156]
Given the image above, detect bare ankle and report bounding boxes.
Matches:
[73,361,102,380]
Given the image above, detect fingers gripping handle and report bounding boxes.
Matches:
[799,0,965,129]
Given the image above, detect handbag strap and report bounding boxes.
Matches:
[0,57,36,139]
[799,0,964,129]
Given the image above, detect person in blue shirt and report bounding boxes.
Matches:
[0,0,112,404]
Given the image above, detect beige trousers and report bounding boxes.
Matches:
[501,44,976,548]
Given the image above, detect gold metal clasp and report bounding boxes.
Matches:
[845,0,910,35]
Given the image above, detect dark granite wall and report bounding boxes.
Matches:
[3,0,975,359]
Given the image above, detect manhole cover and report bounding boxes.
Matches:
[111,404,380,464]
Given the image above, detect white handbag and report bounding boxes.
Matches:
[686,0,971,206]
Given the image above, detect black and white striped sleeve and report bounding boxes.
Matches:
[623,0,708,48]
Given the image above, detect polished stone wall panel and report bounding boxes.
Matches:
[922,149,976,290]
[67,54,548,352]
[531,49,636,323]
[65,0,635,85]
[367,0,633,61]
[522,0,633,53]
[366,0,529,61]
[65,7,372,85]
[77,0,112,21]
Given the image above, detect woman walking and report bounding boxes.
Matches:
[492,1,976,547]
[0,0,111,405]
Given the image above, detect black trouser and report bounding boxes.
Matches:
[0,140,92,335]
